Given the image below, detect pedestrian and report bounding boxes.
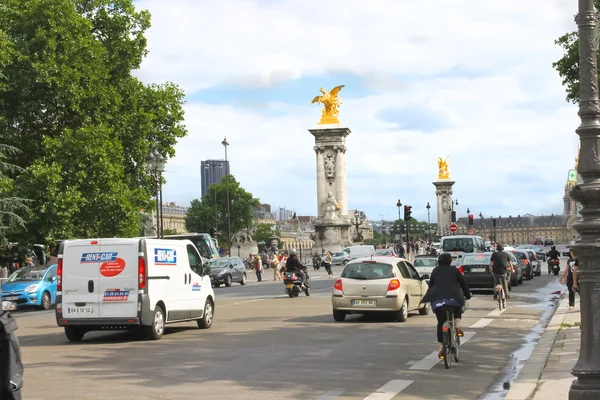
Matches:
[415,242,420,255]
[398,244,405,258]
[254,255,263,282]
[25,257,34,267]
[561,249,578,309]
[324,251,334,278]
[273,254,281,281]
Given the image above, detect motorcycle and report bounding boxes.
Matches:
[312,255,322,271]
[548,258,560,275]
[283,271,311,298]
[0,301,23,400]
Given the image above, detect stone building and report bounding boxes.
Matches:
[153,202,189,234]
[253,204,276,225]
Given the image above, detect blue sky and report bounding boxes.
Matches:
[136,0,580,223]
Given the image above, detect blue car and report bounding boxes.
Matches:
[1,264,58,310]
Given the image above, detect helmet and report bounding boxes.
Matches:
[551,245,556,250]
[288,249,297,255]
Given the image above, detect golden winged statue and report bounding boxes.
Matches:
[437,156,450,180]
[311,85,345,124]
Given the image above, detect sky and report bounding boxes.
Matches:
[134,0,580,223]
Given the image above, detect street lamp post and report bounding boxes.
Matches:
[353,210,364,242]
[479,212,483,237]
[426,202,431,243]
[396,199,402,248]
[221,137,231,256]
[146,149,166,239]
[570,2,600,398]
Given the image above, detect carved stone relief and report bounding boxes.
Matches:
[324,151,336,184]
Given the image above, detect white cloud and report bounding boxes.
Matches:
[142,0,581,222]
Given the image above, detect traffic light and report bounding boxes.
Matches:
[451,211,456,223]
[404,205,412,221]
[468,214,474,226]
[492,219,497,228]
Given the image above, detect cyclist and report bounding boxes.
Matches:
[421,252,471,359]
[489,244,514,301]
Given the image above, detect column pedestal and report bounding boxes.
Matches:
[433,180,455,238]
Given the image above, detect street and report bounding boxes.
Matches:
[12,252,570,400]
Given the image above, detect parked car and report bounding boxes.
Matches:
[511,250,535,280]
[208,256,247,287]
[331,257,429,322]
[332,251,352,265]
[0,264,58,310]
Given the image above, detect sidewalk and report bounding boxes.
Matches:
[506,295,580,400]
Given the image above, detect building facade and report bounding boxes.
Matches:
[201,159,229,198]
[152,202,189,234]
[253,204,276,225]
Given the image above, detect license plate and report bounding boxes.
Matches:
[286,284,294,288]
[352,299,376,307]
[67,307,94,314]
[470,267,487,273]
[4,296,18,301]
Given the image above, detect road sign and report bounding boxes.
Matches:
[449,223,458,233]
[568,169,578,183]
[468,228,476,236]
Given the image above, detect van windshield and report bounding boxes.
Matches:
[443,238,475,253]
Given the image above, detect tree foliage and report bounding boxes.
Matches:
[552,0,600,103]
[0,0,187,242]
[0,144,30,247]
[185,175,260,247]
[253,223,280,245]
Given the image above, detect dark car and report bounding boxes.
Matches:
[511,250,534,280]
[533,236,544,245]
[544,238,555,246]
[562,248,571,257]
[208,257,247,287]
[508,252,523,286]
[458,252,511,291]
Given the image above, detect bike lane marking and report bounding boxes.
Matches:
[488,308,507,317]
[409,332,476,371]
[363,379,414,400]
[470,318,494,328]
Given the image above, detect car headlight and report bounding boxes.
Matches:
[25,284,39,293]
[218,269,226,275]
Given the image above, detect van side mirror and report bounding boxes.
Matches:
[202,264,211,276]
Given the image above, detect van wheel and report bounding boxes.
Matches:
[225,274,232,287]
[393,298,408,322]
[64,326,85,342]
[40,292,51,310]
[240,273,247,285]
[197,299,214,329]
[145,306,165,340]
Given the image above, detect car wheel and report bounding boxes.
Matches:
[419,302,430,315]
[40,292,51,310]
[225,274,232,287]
[343,260,349,265]
[393,297,409,322]
[145,306,165,340]
[240,273,247,285]
[197,299,214,329]
[333,310,346,321]
[64,326,85,342]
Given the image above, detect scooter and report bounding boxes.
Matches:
[548,258,560,275]
[312,255,322,271]
[283,272,311,298]
[0,301,23,400]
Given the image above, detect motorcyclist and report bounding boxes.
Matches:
[547,245,560,272]
[312,253,322,271]
[284,250,310,289]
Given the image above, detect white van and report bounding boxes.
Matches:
[55,238,215,341]
[342,245,375,260]
[440,235,486,265]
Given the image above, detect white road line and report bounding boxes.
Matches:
[317,390,344,399]
[409,332,475,371]
[488,308,507,317]
[219,288,331,307]
[470,318,493,328]
[363,380,414,400]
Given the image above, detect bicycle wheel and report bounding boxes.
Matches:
[453,335,460,362]
[497,288,502,311]
[443,329,452,369]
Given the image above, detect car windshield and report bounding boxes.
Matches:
[512,252,526,260]
[7,267,46,283]
[462,254,491,265]
[341,263,395,280]
[443,238,475,253]
[375,249,392,256]
[413,258,436,268]
[207,258,232,268]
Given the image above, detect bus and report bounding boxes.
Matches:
[440,235,486,265]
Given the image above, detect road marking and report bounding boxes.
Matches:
[470,318,493,328]
[488,308,507,317]
[409,332,475,371]
[219,287,331,307]
[317,390,344,399]
[363,379,414,400]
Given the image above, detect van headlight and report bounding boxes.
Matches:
[25,284,39,293]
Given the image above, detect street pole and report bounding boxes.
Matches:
[154,177,160,239]
[396,199,402,251]
[222,137,231,256]
[159,177,164,238]
[426,202,431,243]
[570,1,600,398]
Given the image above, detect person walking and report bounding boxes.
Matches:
[254,255,263,282]
[561,249,578,309]
[272,253,281,281]
[324,251,334,278]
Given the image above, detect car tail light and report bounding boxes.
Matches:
[387,279,401,291]
[458,265,465,274]
[138,257,147,289]
[524,260,530,264]
[333,279,343,291]
[57,257,63,291]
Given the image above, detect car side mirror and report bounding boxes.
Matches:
[420,274,430,280]
[1,301,17,311]
[51,276,57,283]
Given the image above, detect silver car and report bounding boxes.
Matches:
[331,257,430,322]
[332,251,352,265]
[412,256,437,282]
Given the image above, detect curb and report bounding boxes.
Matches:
[505,293,568,400]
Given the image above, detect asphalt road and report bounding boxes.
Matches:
[12,254,571,400]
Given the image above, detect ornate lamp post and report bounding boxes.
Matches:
[353,210,364,242]
[570,2,600,398]
[221,137,231,256]
[146,149,166,239]
[426,202,431,243]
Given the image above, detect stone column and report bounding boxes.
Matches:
[334,144,348,216]
[433,180,455,237]
[314,147,327,216]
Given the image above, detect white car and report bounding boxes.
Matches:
[331,257,429,322]
[56,238,215,341]
[412,257,437,282]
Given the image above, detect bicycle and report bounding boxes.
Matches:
[440,306,461,369]
[494,275,507,311]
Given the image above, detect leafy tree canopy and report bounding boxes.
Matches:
[185,175,260,247]
[0,0,187,242]
[253,223,280,245]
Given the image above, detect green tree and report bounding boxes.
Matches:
[185,175,260,247]
[253,223,280,245]
[0,144,30,246]
[0,0,187,242]
[553,0,600,103]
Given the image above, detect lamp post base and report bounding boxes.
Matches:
[569,376,600,400]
